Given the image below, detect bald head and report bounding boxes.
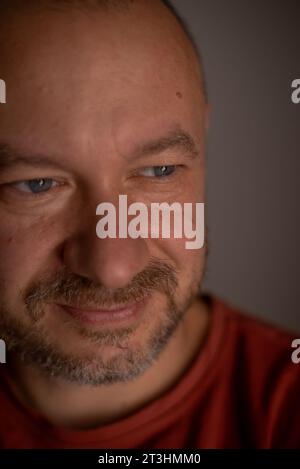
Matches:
[0,0,208,151]
[0,0,206,100]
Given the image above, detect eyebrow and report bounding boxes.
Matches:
[0,144,65,170]
[0,127,199,170]
[129,127,200,162]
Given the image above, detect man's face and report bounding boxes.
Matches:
[0,2,207,384]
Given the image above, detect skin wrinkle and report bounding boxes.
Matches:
[0,126,199,170]
[24,259,178,320]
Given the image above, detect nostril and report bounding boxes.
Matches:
[62,231,149,290]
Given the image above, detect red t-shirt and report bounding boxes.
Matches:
[0,295,299,448]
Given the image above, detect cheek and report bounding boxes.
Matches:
[174,242,205,285]
[0,213,62,289]
[148,237,205,289]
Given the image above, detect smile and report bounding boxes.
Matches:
[57,297,149,325]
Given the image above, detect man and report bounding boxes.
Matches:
[0,0,299,449]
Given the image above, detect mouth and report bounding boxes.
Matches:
[56,296,149,325]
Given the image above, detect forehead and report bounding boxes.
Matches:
[0,3,204,156]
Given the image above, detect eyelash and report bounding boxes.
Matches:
[6,178,62,196]
[2,165,181,199]
[137,165,181,179]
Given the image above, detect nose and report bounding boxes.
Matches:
[62,206,150,289]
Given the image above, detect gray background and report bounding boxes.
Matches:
[169,0,300,332]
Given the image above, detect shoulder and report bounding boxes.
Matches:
[210,294,297,366]
[209,295,300,447]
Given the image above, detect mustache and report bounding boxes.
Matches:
[24,259,178,319]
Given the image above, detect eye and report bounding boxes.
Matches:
[139,165,176,178]
[10,178,59,194]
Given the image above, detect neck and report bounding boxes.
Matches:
[7,296,210,429]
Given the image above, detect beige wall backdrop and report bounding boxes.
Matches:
[169,0,300,331]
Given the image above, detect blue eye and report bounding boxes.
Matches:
[140,165,176,178]
[12,178,58,194]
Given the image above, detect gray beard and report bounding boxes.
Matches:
[0,294,192,386]
[0,257,202,385]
